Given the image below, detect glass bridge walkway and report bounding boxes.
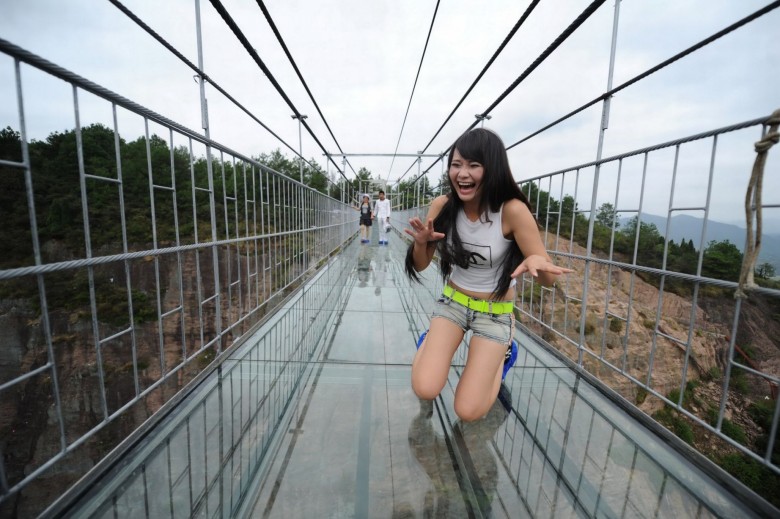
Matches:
[49,228,770,519]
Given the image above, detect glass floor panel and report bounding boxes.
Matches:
[242,235,759,518]
[56,229,770,518]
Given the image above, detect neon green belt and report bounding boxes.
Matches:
[442,285,514,314]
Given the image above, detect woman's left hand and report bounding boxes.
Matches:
[511,254,573,279]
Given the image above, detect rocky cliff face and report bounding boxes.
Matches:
[0,244,283,518]
[531,238,779,410]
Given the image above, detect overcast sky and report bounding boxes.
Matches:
[1,0,778,228]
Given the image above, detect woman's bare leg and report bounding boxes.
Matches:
[411,317,464,400]
[454,336,506,422]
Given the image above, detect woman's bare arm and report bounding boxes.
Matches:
[504,199,572,286]
[405,195,447,272]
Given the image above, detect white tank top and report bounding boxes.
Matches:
[448,204,516,293]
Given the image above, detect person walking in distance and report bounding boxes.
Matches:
[356,194,373,243]
[404,128,572,422]
[374,190,392,245]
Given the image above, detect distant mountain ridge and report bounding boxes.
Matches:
[618,213,780,270]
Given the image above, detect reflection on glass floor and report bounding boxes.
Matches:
[58,228,768,518]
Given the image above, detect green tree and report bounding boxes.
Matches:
[595,202,617,229]
[418,174,434,206]
[389,174,432,210]
[328,177,345,202]
[393,179,417,210]
[557,195,582,239]
[350,167,373,200]
[258,149,297,179]
[0,127,32,267]
[304,160,329,194]
[666,239,699,274]
[523,183,560,228]
[702,240,743,281]
[436,169,450,196]
[618,216,664,267]
[0,126,22,161]
[755,262,776,279]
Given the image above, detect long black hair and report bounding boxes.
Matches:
[405,128,535,298]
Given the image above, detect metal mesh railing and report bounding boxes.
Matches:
[395,112,780,484]
[45,255,354,518]
[391,210,771,517]
[0,39,357,514]
[514,114,780,478]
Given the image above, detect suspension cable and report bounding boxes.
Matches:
[422,1,539,156]
[384,0,441,183]
[507,0,780,151]
[208,0,349,181]
[408,0,607,184]
[105,0,330,175]
[473,0,606,128]
[393,0,540,185]
[254,0,359,178]
[0,37,308,188]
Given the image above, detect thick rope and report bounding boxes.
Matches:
[735,108,780,299]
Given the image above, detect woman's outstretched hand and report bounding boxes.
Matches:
[405,217,445,245]
[511,254,574,279]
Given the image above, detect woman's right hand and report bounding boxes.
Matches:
[405,217,445,246]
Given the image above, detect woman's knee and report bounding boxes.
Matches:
[454,397,490,422]
[411,377,443,401]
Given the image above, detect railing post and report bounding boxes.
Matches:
[326,154,331,197]
[415,156,419,210]
[194,0,223,354]
[291,114,308,184]
[440,153,445,196]
[290,115,308,275]
[342,156,347,204]
[577,0,622,366]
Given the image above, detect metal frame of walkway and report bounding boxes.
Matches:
[42,234,774,518]
[1,2,780,517]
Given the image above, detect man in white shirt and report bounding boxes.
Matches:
[373,190,392,245]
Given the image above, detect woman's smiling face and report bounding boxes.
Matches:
[449,149,484,204]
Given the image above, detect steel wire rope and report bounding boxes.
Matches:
[254,0,359,179]
[105,0,339,181]
[208,0,350,181]
[506,0,780,151]
[393,0,540,185]
[404,0,607,186]
[384,0,441,184]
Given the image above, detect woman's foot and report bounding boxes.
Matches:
[416,330,428,349]
[502,340,518,380]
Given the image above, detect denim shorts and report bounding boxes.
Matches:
[431,294,515,346]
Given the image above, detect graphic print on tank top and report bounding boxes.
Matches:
[461,241,492,269]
